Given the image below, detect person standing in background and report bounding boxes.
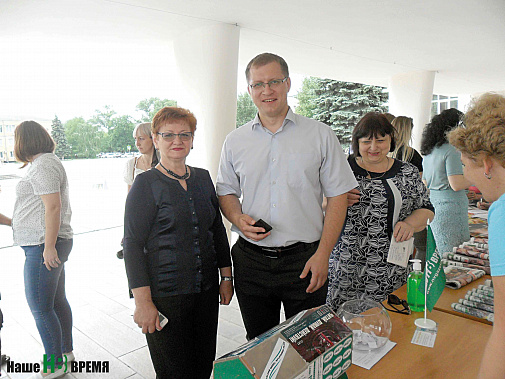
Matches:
[118,122,158,260]
[421,109,471,253]
[390,116,427,266]
[123,122,158,193]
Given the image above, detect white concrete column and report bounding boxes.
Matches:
[388,71,436,151]
[173,23,240,181]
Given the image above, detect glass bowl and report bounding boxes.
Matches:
[336,299,392,351]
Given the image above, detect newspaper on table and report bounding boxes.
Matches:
[452,246,489,260]
[443,266,486,289]
[442,259,491,275]
[451,303,494,323]
[459,299,494,313]
[442,252,490,267]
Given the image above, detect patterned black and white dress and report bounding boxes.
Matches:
[326,157,434,311]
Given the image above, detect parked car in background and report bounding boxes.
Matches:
[97,152,123,158]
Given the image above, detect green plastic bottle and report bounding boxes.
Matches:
[407,259,425,312]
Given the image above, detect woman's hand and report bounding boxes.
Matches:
[219,280,234,305]
[133,300,161,334]
[393,221,415,242]
[43,245,61,271]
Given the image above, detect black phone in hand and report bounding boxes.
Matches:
[253,219,272,234]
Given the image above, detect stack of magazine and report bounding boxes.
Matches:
[451,279,494,323]
[441,237,490,275]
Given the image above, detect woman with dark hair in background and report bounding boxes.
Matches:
[327,113,433,310]
[421,109,471,253]
[12,121,74,379]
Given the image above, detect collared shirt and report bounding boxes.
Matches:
[216,108,357,247]
[123,167,231,297]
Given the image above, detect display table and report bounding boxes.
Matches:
[346,306,491,378]
[394,276,492,325]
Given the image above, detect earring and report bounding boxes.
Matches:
[484,172,492,180]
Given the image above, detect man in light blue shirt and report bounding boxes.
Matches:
[217,53,357,339]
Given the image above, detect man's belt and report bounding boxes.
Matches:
[238,237,319,258]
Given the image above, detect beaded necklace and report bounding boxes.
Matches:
[159,162,189,180]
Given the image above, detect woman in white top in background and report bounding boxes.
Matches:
[119,123,158,259]
[123,122,158,192]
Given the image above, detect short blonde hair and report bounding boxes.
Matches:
[448,92,505,167]
[133,122,152,138]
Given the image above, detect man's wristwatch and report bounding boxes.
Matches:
[221,276,233,282]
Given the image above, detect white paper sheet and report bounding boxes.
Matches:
[351,340,396,370]
[411,327,437,348]
[387,237,414,268]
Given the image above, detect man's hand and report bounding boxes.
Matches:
[237,214,271,241]
[346,188,360,207]
[393,220,414,242]
[300,250,328,293]
[133,300,161,334]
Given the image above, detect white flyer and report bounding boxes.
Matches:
[387,237,414,268]
[411,327,437,348]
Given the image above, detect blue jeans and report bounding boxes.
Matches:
[22,238,73,363]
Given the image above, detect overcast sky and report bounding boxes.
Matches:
[0,33,302,124]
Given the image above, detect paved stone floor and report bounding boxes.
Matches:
[1,227,249,379]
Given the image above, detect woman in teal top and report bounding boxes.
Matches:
[421,108,471,253]
[448,93,505,378]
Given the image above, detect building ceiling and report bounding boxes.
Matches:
[2,0,504,95]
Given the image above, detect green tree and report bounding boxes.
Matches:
[51,115,71,159]
[136,97,177,123]
[107,115,135,153]
[295,78,388,148]
[89,105,116,132]
[65,117,104,158]
[88,107,135,152]
[236,92,257,127]
[295,77,319,119]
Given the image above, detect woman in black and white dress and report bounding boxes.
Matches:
[327,113,434,310]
